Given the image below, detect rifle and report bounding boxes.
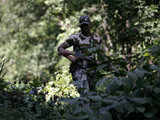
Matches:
[74,52,95,63]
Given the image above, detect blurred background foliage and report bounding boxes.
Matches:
[0,0,160,119]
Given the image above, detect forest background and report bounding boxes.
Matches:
[0,0,160,120]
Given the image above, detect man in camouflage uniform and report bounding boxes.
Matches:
[58,16,103,95]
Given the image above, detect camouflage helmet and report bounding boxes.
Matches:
[79,16,91,25]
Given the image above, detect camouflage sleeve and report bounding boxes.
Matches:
[58,35,75,55]
[65,35,75,47]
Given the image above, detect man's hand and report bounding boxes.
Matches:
[58,49,74,56]
[58,47,79,63]
[65,55,79,63]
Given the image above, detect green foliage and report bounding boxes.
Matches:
[0,0,160,119]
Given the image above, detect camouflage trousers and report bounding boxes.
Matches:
[70,62,96,95]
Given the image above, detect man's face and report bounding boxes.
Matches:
[80,23,90,33]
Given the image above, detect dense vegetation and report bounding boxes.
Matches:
[0,0,159,119]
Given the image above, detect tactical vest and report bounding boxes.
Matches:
[72,33,100,68]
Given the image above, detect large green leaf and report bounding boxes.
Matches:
[128,97,149,104]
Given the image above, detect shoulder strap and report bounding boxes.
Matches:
[91,34,97,48]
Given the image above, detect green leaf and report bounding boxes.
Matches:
[144,112,155,118]
[101,99,117,105]
[99,111,113,120]
[123,102,135,113]
[88,95,102,101]
[129,98,149,104]
[144,52,150,57]
[128,72,138,81]
[66,115,89,120]
[137,107,145,113]
[135,68,148,78]
[153,88,160,94]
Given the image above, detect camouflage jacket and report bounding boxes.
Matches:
[58,32,103,69]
